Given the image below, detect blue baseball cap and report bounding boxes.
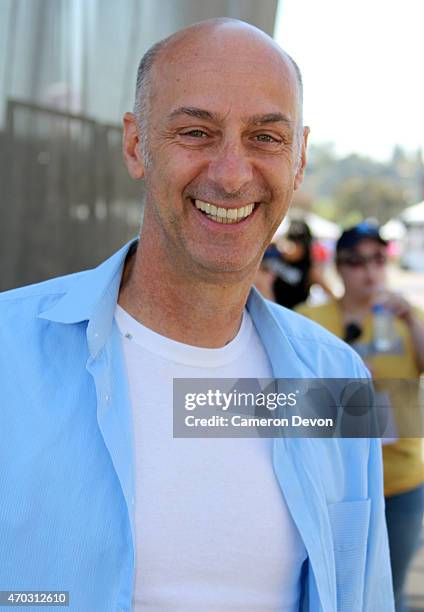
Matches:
[336,222,387,252]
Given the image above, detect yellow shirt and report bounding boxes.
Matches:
[297,299,424,497]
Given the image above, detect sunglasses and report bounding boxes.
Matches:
[337,252,387,268]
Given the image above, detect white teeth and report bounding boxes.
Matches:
[194,199,256,224]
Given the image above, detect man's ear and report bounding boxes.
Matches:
[294,126,310,191]
[122,112,145,180]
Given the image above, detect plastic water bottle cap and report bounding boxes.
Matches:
[372,303,385,314]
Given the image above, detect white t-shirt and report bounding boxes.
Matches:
[115,304,307,612]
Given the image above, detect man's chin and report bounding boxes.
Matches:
[359,288,379,301]
[190,257,257,284]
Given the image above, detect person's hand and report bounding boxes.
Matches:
[374,293,424,373]
[376,291,414,324]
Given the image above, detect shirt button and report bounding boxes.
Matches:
[104,394,110,402]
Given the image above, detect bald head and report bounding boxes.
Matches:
[133,19,303,158]
[123,17,310,283]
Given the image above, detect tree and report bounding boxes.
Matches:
[334,177,408,225]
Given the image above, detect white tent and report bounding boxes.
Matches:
[305,212,341,240]
[400,201,424,225]
[274,211,341,240]
[398,201,424,270]
[380,218,407,241]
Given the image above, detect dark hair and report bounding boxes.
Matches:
[280,220,312,269]
[287,220,312,246]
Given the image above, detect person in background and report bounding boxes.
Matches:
[297,221,424,612]
[256,220,334,309]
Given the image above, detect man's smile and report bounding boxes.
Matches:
[193,199,257,224]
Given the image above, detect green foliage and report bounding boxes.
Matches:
[302,144,423,225]
[312,197,338,222]
[335,177,407,225]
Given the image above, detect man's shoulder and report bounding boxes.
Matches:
[295,299,338,322]
[412,305,424,321]
[0,239,134,322]
[0,269,95,377]
[294,299,342,339]
[264,300,367,377]
[268,300,343,348]
[0,270,89,318]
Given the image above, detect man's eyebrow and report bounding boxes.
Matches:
[167,106,218,121]
[166,107,294,127]
[247,112,293,126]
[168,106,294,127]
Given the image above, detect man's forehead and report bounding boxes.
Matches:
[146,28,300,128]
[343,239,387,254]
[153,21,294,84]
[357,238,386,249]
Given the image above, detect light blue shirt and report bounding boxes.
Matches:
[0,238,394,611]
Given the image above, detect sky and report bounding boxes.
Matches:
[274,0,424,161]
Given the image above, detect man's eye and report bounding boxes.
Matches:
[181,130,208,138]
[254,134,280,143]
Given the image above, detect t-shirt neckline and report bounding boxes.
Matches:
[114,304,253,368]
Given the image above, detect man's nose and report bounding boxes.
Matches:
[207,143,254,195]
[365,263,382,282]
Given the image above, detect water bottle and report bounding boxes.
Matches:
[372,303,395,352]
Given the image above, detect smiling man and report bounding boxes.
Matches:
[0,19,394,612]
[118,19,307,345]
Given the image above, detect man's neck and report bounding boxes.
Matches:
[117,241,255,349]
[339,293,373,322]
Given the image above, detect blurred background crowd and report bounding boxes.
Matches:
[1,0,423,610]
